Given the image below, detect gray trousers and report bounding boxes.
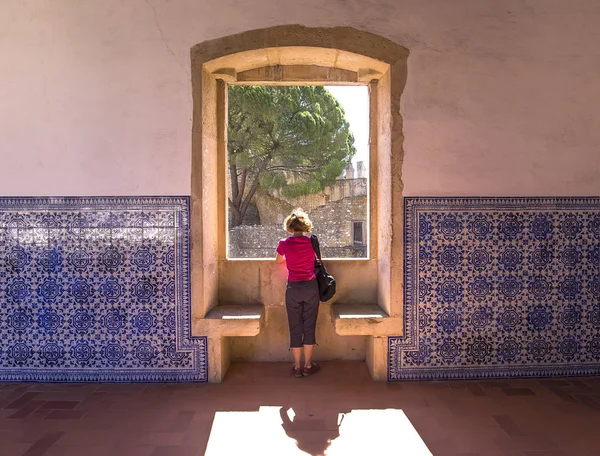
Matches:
[285,279,320,348]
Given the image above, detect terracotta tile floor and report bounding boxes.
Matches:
[1,362,600,456]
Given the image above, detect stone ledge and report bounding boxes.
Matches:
[193,304,265,337]
[331,303,401,336]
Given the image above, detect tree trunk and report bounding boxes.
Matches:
[228,156,270,228]
[228,162,248,227]
[228,199,243,227]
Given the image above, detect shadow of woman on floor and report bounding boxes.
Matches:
[279,403,347,456]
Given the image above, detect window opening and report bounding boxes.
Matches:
[226,84,370,260]
[352,221,365,246]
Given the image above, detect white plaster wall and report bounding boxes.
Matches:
[1,0,599,196]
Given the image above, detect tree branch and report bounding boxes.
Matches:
[229,162,239,203]
[236,168,247,206]
[238,156,270,223]
[240,173,261,219]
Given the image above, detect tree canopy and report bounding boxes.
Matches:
[227,85,356,227]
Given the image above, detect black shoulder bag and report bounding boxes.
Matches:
[310,235,336,302]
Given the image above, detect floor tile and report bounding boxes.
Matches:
[0,363,598,456]
[22,431,64,456]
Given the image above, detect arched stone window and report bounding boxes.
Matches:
[190,25,408,382]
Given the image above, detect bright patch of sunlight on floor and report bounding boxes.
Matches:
[326,409,432,456]
[205,406,432,456]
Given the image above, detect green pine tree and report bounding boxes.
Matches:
[228,85,356,226]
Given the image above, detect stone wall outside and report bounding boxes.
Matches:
[229,195,368,258]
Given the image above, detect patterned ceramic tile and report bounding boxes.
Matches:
[0,197,207,382]
[390,197,600,381]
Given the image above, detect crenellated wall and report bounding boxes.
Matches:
[229,195,368,258]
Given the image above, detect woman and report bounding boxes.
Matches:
[276,208,321,378]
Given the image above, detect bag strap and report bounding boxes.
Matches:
[310,235,322,261]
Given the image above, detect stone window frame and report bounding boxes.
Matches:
[190,26,408,381]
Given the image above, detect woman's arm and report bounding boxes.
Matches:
[275,253,285,263]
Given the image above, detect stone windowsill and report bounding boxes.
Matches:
[331,303,401,336]
[194,302,401,338]
[195,304,265,337]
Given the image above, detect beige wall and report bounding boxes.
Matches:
[1,0,599,196]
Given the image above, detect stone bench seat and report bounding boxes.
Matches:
[193,304,265,382]
[197,304,265,337]
[331,303,401,336]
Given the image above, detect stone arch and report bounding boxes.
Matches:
[190,25,408,382]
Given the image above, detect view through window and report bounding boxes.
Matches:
[227,85,369,259]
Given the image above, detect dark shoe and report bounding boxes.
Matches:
[303,363,320,377]
[292,364,303,378]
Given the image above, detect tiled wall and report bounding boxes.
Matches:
[4,196,598,383]
[390,197,600,381]
[0,197,207,382]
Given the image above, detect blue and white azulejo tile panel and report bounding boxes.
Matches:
[0,197,207,382]
[390,197,600,381]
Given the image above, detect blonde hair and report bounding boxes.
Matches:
[284,208,313,233]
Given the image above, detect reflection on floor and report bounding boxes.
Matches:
[1,361,600,456]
